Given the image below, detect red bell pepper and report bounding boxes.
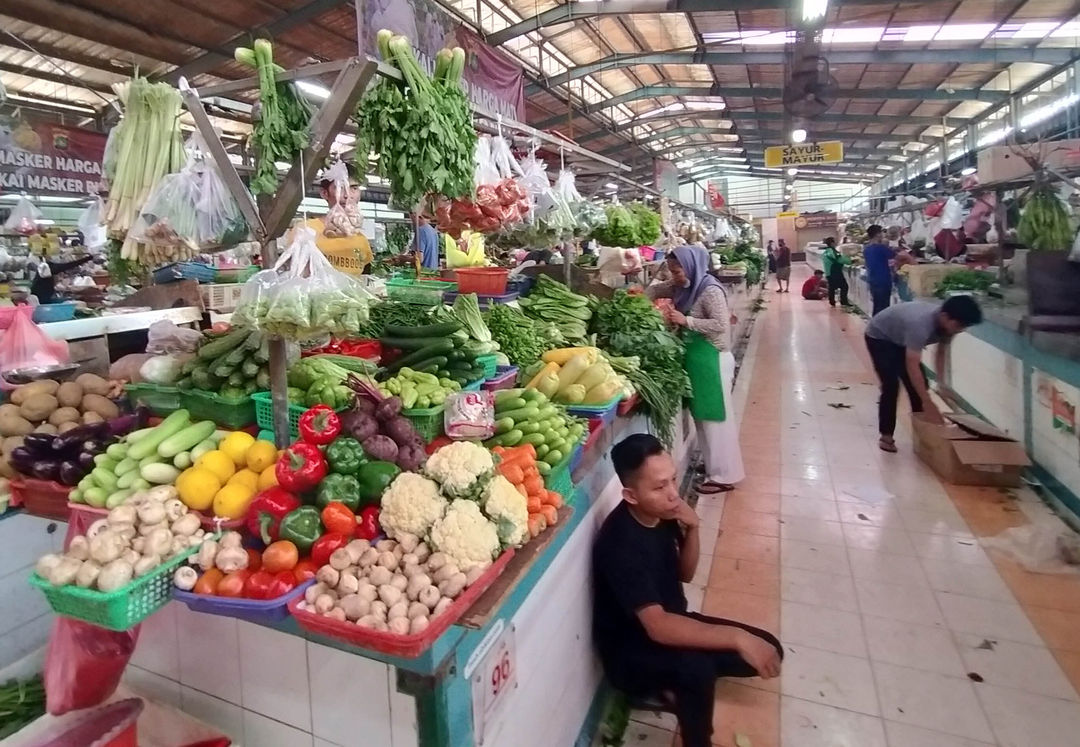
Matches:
[293,559,319,583]
[298,405,342,446]
[321,502,357,536]
[275,442,327,493]
[245,487,302,545]
[310,531,349,567]
[244,570,276,600]
[270,570,298,598]
[355,505,380,540]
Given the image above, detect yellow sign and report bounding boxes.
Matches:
[764,141,845,168]
[776,211,799,218]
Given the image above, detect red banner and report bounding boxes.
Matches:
[0,118,106,196]
[707,179,727,210]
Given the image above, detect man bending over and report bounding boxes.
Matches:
[592,434,782,747]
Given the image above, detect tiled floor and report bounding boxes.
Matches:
[626,271,1080,747]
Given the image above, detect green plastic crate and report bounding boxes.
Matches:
[543,436,584,498]
[125,383,180,416]
[386,278,457,305]
[252,391,349,442]
[180,389,258,429]
[402,404,445,442]
[463,379,483,392]
[28,541,205,631]
[475,354,497,379]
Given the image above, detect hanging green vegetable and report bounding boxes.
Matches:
[1017,181,1074,251]
[234,39,313,196]
[353,32,476,211]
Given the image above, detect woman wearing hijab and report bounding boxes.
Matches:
[647,246,744,493]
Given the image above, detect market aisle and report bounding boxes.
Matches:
[628,267,1080,747]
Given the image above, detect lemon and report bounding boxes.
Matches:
[257,464,278,491]
[220,431,256,467]
[176,467,222,512]
[213,482,256,519]
[195,449,236,483]
[228,469,260,492]
[246,439,278,473]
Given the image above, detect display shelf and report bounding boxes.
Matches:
[40,306,202,341]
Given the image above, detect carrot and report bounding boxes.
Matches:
[527,496,542,513]
[496,447,533,471]
[540,504,558,526]
[541,490,564,508]
[528,513,547,538]
[515,483,528,498]
[518,443,537,460]
[500,463,525,484]
[523,474,544,496]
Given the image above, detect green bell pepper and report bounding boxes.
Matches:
[278,506,323,553]
[356,461,401,505]
[326,437,366,475]
[316,473,361,511]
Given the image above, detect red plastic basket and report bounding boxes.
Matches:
[12,478,72,520]
[287,549,514,658]
[454,268,509,295]
[617,393,640,416]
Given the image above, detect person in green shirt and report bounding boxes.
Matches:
[822,236,851,307]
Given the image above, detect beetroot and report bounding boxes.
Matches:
[384,416,421,446]
[396,442,427,471]
[362,434,399,463]
[375,396,403,422]
[340,409,379,442]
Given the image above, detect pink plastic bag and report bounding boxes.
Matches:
[0,306,69,373]
[44,617,140,715]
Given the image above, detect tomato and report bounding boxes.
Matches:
[217,570,251,598]
[262,540,299,573]
[193,568,224,595]
[244,570,276,600]
[293,559,318,583]
[245,548,262,572]
[270,570,297,598]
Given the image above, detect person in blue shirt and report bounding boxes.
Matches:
[863,224,897,315]
[416,215,439,270]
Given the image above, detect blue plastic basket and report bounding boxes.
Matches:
[32,302,77,323]
[173,579,314,625]
[463,379,484,392]
[153,262,217,284]
[566,395,621,425]
[442,291,520,309]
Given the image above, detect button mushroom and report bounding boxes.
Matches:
[163,498,188,522]
[47,556,83,586]
[108,504,138,526]
[406,573,432,601]
[418,585,440,610]
[97,559,134,592]
[409,616,429,635]
[387,601,408,620]
[438,572,467,600]
[67,536,90,562]
[89,530,124,564]
[143,527,173,559]
[378,584,403,607]
[170,513,201,537]
[388,617,410,635]
[134,554,161,578]
[329,548,353,571]
[174,566,198,591]
[396,533,420,553]
[432,597,453,617]
[136,500,167,527]
[197,539,219,572]
[340,594,371,621]
[316,566,340,588]
[376,551,399,571]
[35,554,62,579]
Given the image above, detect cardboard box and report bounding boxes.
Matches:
[911,412,1031,487]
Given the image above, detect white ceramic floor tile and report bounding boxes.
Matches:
[977,684,1080,747]
[180,686,244,741]
[122,665,181,708]
[129,601,179,680]
[779,516,845,545]
[307,641,392,747]
[621,721,676,747]
[389,668,418,747]
[781,600,867,657]
[243,711,314,747]
[780,462,832,482]
[176,605,242,704]
[781,696,888,747]
[780,645,880,716]
[781,566,859,612]
[854,580,945,627]
[780,494,841,522]
[689,554,713,587]
[684,583,704,613]
[313,740,342,747]
[841,524,916,555]
[862,615,966,677]
[630,708,678,731]
[848,549,929,588]
[836,501,904,528]
[884,720,995,747]
[919,559,1013,602]
[935,592,1042,645]
[907,533,992,566]
[238,621,312,731]
[954,633,1079,701]
[899,509,973,538]
[872,662,994,743]
[780,538,852,575]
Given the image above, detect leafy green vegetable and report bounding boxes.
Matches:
[934,269,995,297]
[361,301,433,338]
[484,304,549,367]
[517,274,593,343]
[591,204,639,247]
[627,202,661,245]
[716,241,766,286]
[0,675,45,740]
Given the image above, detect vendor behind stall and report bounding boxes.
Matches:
[300,176,373,275]
[29,252,95,304]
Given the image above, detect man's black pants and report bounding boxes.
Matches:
[827,269,849,306]
[865,334,925,437]
[869,283,892,316]
[604,614,782,747]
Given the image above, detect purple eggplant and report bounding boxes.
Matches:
[10,446,37,474]
[108,406,149,437]
[23,434,58,455]
[31,460,59,482]
[58,460,83,486]
[77,451,97,471]
[53,424,108,454]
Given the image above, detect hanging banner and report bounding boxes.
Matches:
[794,212,838,230]
[707,179,727,210]
[355,0,525,120]
[653,159,680,199]
[0,117,106,196]
[764,141,844,168]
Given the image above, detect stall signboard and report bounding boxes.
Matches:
[707,179,727,210]
[764,141,844,168]
[0,118,106,196]
[467,621,517,744]
[355,0,525,120]
[653,159,680,199]
[795,212,838,230]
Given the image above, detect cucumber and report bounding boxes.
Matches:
[139,454,164,469]
[91,467,118,491]
[127,410,191,461]
[492,429,523,447]
[113,458,138,476]
[69,488,83,504]
[521,432,546,446]
[141,463,181,485]
[494,397,527,412]
[383,322,462,339]
[536,461,551,476]
[494,389,523,404]
[93,454,116,470]
[384,340,456,373]
[105,442,128,461]
[116,470,139,490]
[499,406,539,422]
[494,417,515,435]
[83,487,108,508]
[158,420,217,459]
[131,478,151,491]
[197,327,250,360]
[191,439,217,461]
[543,449,564,465]
[105,489,134,509]
[174,451,193,469]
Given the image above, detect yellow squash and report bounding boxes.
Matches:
[542,347,599,366]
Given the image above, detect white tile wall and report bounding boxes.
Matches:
[0,514,63,670]
[924,333,1024,439]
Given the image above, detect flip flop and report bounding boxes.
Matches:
[697,481,736,494]
[878,437,898,453]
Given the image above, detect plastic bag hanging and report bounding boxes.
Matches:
[78,195,108,250]
[3,196,43,235]
[0,306,70,373]
[321,160,361,238]
[43,617,140,715]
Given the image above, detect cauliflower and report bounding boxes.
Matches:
[425,441,495,500]
[482,475,529,548]
[429,499,500,569]
[379,473,448,540]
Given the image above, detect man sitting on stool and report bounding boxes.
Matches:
[592,434,782,747]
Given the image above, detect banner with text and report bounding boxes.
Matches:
[707,179,728,210]
[355,0,525,120]
[764,141,844,168]
[0,118,106,196]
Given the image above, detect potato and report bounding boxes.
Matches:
[56,381,83,408]
[33,423,58,435]
[48,407,81,426]
[0,414,33,437]
[2,436,23,455]
[58,421,80,433]
[82,411,104,425]
[19,394,58,423]
[75,373,110,396]
[0,404,21,420]
[81,393,119,420]
[11,380,59,405]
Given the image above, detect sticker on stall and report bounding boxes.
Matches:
[470,623,517,745]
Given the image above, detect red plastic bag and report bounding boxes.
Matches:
[44,617,140,715]
[0,305,69,373]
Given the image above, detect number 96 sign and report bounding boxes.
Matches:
[470,624,517,744]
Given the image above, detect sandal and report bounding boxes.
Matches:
[697,481,736,494]
[878,437,898,453]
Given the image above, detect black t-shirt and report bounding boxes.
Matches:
[592,502,686,663]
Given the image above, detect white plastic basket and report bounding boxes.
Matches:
[199,283,244,312]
